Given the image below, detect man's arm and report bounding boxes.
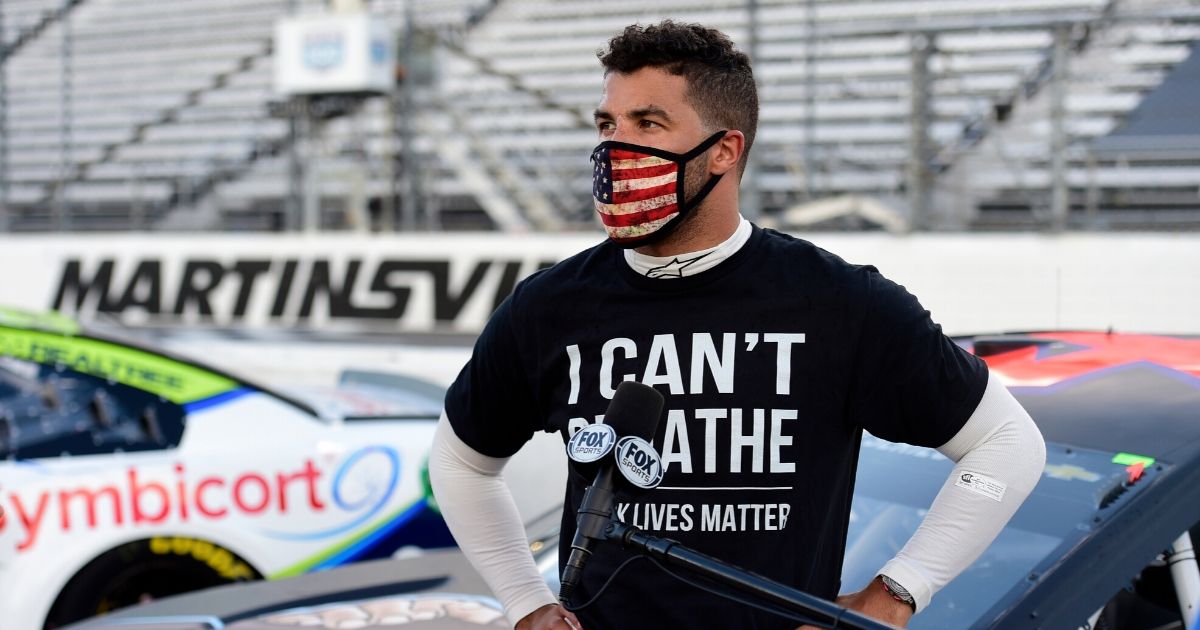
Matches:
[848,371,1046,623]
[429,414,579,629]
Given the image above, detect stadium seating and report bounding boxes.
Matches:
[0,0,1196,231]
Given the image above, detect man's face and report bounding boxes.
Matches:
[593,66,714,204]
[594,66,706,151]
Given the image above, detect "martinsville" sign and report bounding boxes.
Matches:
[1,232,1197,335]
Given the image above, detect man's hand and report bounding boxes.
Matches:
[515,603,584,630]
[797,576,913,630]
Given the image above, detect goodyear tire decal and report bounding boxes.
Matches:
[148,536,256,580]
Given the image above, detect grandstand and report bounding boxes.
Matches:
[0,0,1197,232]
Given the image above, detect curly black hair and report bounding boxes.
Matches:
[598,20,758,174]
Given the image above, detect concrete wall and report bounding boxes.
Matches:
[0,231,1196,336]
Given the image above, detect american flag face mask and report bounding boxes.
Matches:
[591,130,727,248]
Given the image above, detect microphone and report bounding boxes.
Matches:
[558,380,665,604]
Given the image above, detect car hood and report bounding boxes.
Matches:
[969,331,1200,461]
[65,551,505,630]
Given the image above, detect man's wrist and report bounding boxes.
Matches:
[507,589,560,628]
[877,558,932,612]
[515,604,556,630]
[867,576,915,625]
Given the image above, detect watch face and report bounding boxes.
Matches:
[881,575,915,603]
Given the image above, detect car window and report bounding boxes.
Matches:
[845,434,1162,629]
[0,357,185,459]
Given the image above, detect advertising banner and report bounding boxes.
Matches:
[1,231,1197,336]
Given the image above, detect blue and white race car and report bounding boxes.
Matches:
[0,308,455,629]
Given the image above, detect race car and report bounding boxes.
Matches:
[66,330,1200,629]
[0,307,456,630]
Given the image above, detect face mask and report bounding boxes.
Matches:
[591,130,727,248]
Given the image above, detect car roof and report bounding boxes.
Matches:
[0,306,318,416]
[967,331,1200,464]
[0,306,82,336]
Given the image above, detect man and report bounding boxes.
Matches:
[430,21,1045,630]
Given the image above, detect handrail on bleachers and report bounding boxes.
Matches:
[3,0,1200,232]
[0,0,86,64]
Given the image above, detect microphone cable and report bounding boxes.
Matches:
[561,554,649,613]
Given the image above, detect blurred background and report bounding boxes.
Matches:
[0,0,1197,370]
[0,3,1199,627]
[0,0,1198,347]
[1,0,1199,234]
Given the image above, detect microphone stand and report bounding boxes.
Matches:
[603,520,897,630]
[558,466,616,603]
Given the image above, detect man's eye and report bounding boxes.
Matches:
[640,120,658,128]
[597,121,615,132]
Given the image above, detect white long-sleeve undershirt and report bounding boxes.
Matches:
[428,416,558,626]
[878,371,1046,612]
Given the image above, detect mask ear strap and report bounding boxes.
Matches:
[682,130,729,161]
[678,130,728,211]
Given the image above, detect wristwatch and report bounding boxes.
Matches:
[879,574,916,612]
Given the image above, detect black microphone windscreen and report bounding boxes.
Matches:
[604,381,665,441]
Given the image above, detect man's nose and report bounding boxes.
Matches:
[609,121,635,143]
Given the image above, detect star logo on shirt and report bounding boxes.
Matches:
[646,253,711,279]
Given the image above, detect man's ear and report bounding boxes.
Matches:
[709,130,746,176]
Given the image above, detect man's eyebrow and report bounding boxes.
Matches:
[591,106,674,123]
[630,106,673,123]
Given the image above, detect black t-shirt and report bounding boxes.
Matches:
[444,226,988,629]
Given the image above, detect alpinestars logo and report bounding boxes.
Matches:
[645,253,711,279]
